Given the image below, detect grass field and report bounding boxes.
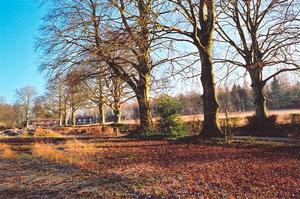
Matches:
[121,109,300,124]
[1,137,299,198]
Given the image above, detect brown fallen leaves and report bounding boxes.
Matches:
[0,138,299,198]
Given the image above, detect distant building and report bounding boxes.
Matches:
[32,119,58,127]
[75,116,95,125]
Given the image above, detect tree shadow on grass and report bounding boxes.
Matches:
[0,157,162,199]
[95,141,300,169]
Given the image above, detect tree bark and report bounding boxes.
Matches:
[98,72,105,124]
[98,101,105,124]
[71,107,76,126]
[200,50,223,138]
[64,114,68,126]
[249,69,268,121]
[113,109,121,124]
[25,109,29,128]
[136,74,153,131]
[112,95,121,124]
[58,79,63,126]
[195,0,222,138]
[58,105,63,126]
[63,99,68,126]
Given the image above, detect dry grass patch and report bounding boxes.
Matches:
[65,139,97,155]
[64,139,98,166]
[0,143,18,159]
[31,139,98,166]
[85,126,116,137]
[32,142,67,163]
[34,128,62,137]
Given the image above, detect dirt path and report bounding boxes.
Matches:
[233,136,300,143]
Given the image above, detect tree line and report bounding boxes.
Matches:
[1,77,299,130]
[124,79,300,119]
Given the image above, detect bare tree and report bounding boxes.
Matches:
[216,0,300,121]
[37,0,108,124]
[44,77,69,126]
[38,0,174,131]
[64,70,90,126]
[0,97,20,128]
[159,0,223,137]
[32,96,47,120]
[101,0,166,130]
[14,86,37,127]
[104,72,134,123]
[87,64,108,124]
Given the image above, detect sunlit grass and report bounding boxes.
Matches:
[29,128,63,137]
[31,139,98,166]
[65,139,97,155]
[0,143,18,159]
[32,142,66,163]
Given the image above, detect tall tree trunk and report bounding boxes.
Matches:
[113,99,121,124]
[98,72,105,124]
[64,114,68,126]
[24,106,29,128]
[136,74,153,131]
[98,101,105,124]
[200,51,223,138]
[58,79,63,126]
[193,0,222,138]
[113,109,121,124]
[63,100,68,126]
[112,75,122,124]
[58,106,63,126]
[71,107,76,126]
[249,69,268,121]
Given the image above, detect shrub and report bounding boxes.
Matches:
[156,95,186,137]
[0,125,7,131]
[102,126,115,135]
[246,115,278,130]
[186,117,203,136]
[85,126,115,137]
[219,117,244,128]
[291,114,300,125]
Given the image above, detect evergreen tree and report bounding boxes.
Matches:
[269,77,282,109]
[230,84,240,112]
[240,86,253,111]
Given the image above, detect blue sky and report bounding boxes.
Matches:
[0,0,202,103]
[0,0,45,103]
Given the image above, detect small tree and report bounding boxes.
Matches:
[156,95,186,137]
[14,86,37,127]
